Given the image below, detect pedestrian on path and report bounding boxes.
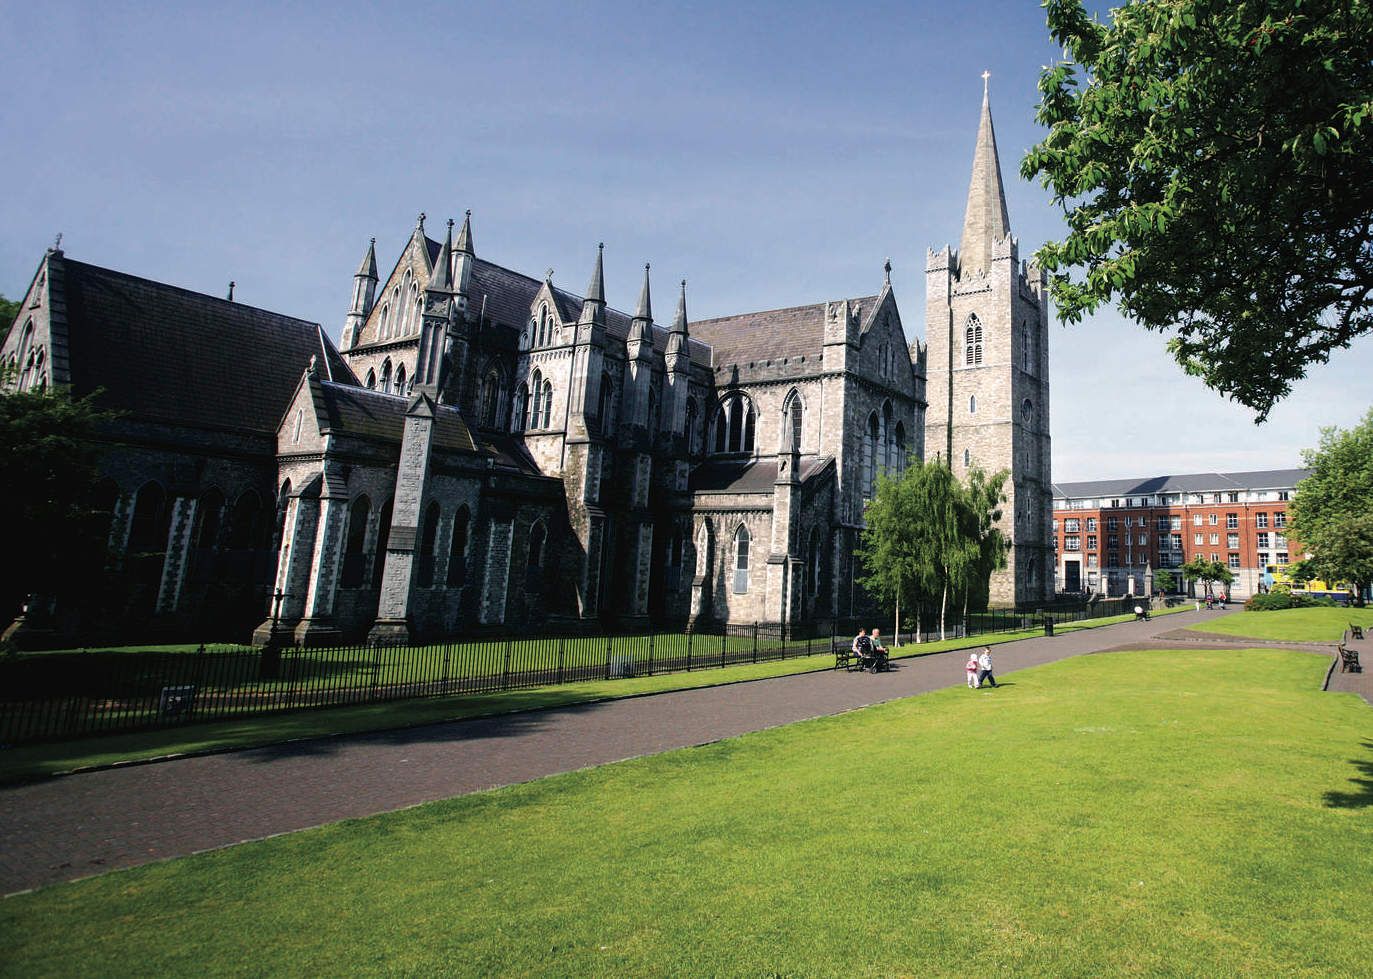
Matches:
[966,652,981,688]
[977,647,998,688]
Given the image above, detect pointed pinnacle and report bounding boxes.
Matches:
[585,242,605,305]
[634,263,652,321]
[357,238,378,279]
[428,218,454,290]
[671,278,688,334]
[455,209,474,255]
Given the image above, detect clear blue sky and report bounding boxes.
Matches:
[3,0,1368,479]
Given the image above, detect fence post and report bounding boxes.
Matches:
[502,637,513,690]
[720,629,726,670]
[604,636,613,680]
[370,644,382,702]
[557,636,565,685]
[752,622,759,664]
[686,629,693,671]
[648,633,655,676]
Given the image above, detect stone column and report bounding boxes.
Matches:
[294,467,348,646]
[252,486,320,645]
[688,520,713,626]
[369,397,437,644]
[155,495,199,616]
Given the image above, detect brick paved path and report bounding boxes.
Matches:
[0,609,1329,896]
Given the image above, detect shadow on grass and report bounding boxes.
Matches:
[1323,740,1373,809]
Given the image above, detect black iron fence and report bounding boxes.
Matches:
[0,597,1143,747]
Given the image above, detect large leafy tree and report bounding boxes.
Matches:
[0,377,114,623]
[1289,407,1373,603]
[1180,555,1235,597]
[1023,0,1373,419]
[858,461,1008,641]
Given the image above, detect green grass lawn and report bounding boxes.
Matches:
[1187,605,1373,642]
[4,647,1369,976]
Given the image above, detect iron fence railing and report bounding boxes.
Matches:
[0,597,1141,746]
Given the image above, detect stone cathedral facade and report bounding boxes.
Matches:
[1,86,1052,645]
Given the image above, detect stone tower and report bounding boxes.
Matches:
[924,77,1054,606]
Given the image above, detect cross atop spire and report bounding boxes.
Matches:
[959,74,1011,277]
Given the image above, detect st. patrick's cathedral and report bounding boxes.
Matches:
[1,86,1053,645]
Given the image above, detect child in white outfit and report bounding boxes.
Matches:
[966,653,980,688]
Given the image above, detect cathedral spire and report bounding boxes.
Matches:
[958,73,1011,277]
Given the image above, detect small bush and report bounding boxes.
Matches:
[1244,591,1337,611]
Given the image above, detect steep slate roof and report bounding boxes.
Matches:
[61,257,352,436]
[1052,469,1310,499]
[316,381,540,473]
[691,295,881,367]
[690,455,834,495]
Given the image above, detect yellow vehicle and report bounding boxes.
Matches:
[1264,565,1357,603]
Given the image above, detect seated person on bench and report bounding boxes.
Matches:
[851,628,873,671]
[868,628,890,672]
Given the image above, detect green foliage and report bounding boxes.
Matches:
[0,384,115,619]
[1180,555,1235,595]
[4,651,1371,975]
[1244,590,1337,611]
[0,293,19,338]
[857,460,1007,629]
[1022,0,1373,419]
[1153,568,1176,593]
[1290,408,1373,603]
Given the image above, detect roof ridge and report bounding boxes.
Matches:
[64,258,322,328]
[693,293,882,326]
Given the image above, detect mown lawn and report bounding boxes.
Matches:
[1187,605,1373,642]
[3,648,1369,976]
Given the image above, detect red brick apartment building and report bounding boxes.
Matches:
[1051,469,1309,598]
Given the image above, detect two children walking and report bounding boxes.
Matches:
[965,647,997,689]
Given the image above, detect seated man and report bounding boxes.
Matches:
[852,628,874,671]
[869,628,889,672]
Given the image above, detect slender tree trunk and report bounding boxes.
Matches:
[939,578,948,641]
[895,588,901,648]
[962,590,970,639]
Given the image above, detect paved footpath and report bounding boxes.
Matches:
[0,609,1337,896]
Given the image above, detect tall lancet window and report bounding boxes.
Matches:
[965,314,984,366]
[733,524,751,594]
[783,389,803,452]
[529,370,544,428]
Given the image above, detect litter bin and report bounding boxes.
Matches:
[1043,616,1055,637]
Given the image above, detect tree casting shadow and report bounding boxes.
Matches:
[1323,740,1373,809]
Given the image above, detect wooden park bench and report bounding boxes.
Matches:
[1338,642,1362,674]
[1350,624,1365,641]
[834,641,855,672]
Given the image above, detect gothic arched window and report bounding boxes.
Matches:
[969,394,977,414]
[371,498,394,590]
[964,448,972,468]
[807,526,822,598]
[894,421,907,474]
[380,359,393,394]
[480,370,500,427]
[782,389,803,452]
[512,383,529,433]
[365,369,376,390]
[964,314,984,366]
[882,401,894,472]
[541,379,554,429]
[864,412,879,497]
[733,524,751,594]
[526,520,547,588]
[395,364,407,396]
[713,393,755,454]
[529,370,544,428]
[341,495,371,588]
